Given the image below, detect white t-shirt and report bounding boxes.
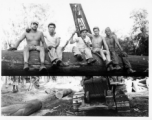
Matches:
[74,36,92,49]
[44,32,60,47]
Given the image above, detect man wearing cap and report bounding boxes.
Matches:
[8,21,47,71]
[105,27,135,73]
[86,27,112,69]
[44,23,64,66]
[135,26,149,56]
[70,29,96,64]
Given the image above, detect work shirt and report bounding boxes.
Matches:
[44,32,60,47]
[74,36,92,49]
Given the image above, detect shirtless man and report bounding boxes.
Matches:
[86,27,112,66]
[105,27,135,73]
[44,23,63,66]
[70,29,96,64]
[8,21,47,71]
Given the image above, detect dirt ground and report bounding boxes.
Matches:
[1,79,149,116]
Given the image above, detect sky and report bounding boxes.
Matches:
[0,0,151,48]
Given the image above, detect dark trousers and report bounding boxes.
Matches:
[110,51,132,69]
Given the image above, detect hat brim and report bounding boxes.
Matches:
[31,22,39,25]
[80,29,88,33]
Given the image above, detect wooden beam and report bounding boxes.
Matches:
[2,50,148,76]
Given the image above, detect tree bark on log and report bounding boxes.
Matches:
[1,99,42,116]
[55,89,72,99]
[2,50,148,76]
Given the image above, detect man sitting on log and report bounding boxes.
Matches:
[135,26,149,56]
[70,29,96,64]
[44,23,64,67]
[86,27,112,70]
[105,27,135,73]
[8,21,47,71]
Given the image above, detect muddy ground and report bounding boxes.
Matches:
[1,80,149,116]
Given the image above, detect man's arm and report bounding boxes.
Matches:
[102,37,109,51]
[70,31,77,44]
[62,32,76,51]
[86,32,94,39]
[113,35,128,57]
[13,32,26,48]
[55,37,61,48]
[86,37,92,48]
[113,35,123,51]
[40,32,48,49]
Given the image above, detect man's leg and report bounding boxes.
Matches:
[118,53,135,73]
[36,46,46,71]
[23,46,30,70]
[103,50,111,62]
[103,50,113,71]
[110,51,121,70]
[56,47,64,66]
[72,46,83,61]
[93,48,106,61]
[84,48,96,64]
[99,49,106,61]
[56,47,63,61]
[48,48,58,63]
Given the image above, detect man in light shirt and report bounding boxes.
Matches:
[44,23,63,66]
[70,29,96,64]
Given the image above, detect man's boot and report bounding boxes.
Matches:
[114,65,121,70]
[105,60,113,71]
[39,63,46,71]
[23,62,29,71]
[57,61,68,67]
[56,59,62,66]
[87,58,96,64]
[76,54,83,61]
[107,64,114,71]
[127,68,135,74]
[51,59,57,68]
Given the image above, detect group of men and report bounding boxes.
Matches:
[9,21,135,73]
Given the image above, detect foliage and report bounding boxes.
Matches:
[1,3,53,50]
[128,9,149,55]
[130,9,149,35]
[119,38,135,55]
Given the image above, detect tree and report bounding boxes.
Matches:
[130,9,149,35]
[130,9,149,55]
[1,3,54,50]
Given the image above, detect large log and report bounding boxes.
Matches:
[1,50,148,76]
[1,99,42,116]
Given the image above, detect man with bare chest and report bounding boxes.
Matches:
[86,27,111,66]
[105,27,135,73]
[8,21,47,71]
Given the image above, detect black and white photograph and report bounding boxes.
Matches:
[1,0,150,117]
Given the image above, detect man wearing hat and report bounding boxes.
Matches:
[44,23,64,66]
[70,28,96,64]
[86,27,112,70]
[105,27,135,73]
[8,21,47,71]
[136,26,149,56]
